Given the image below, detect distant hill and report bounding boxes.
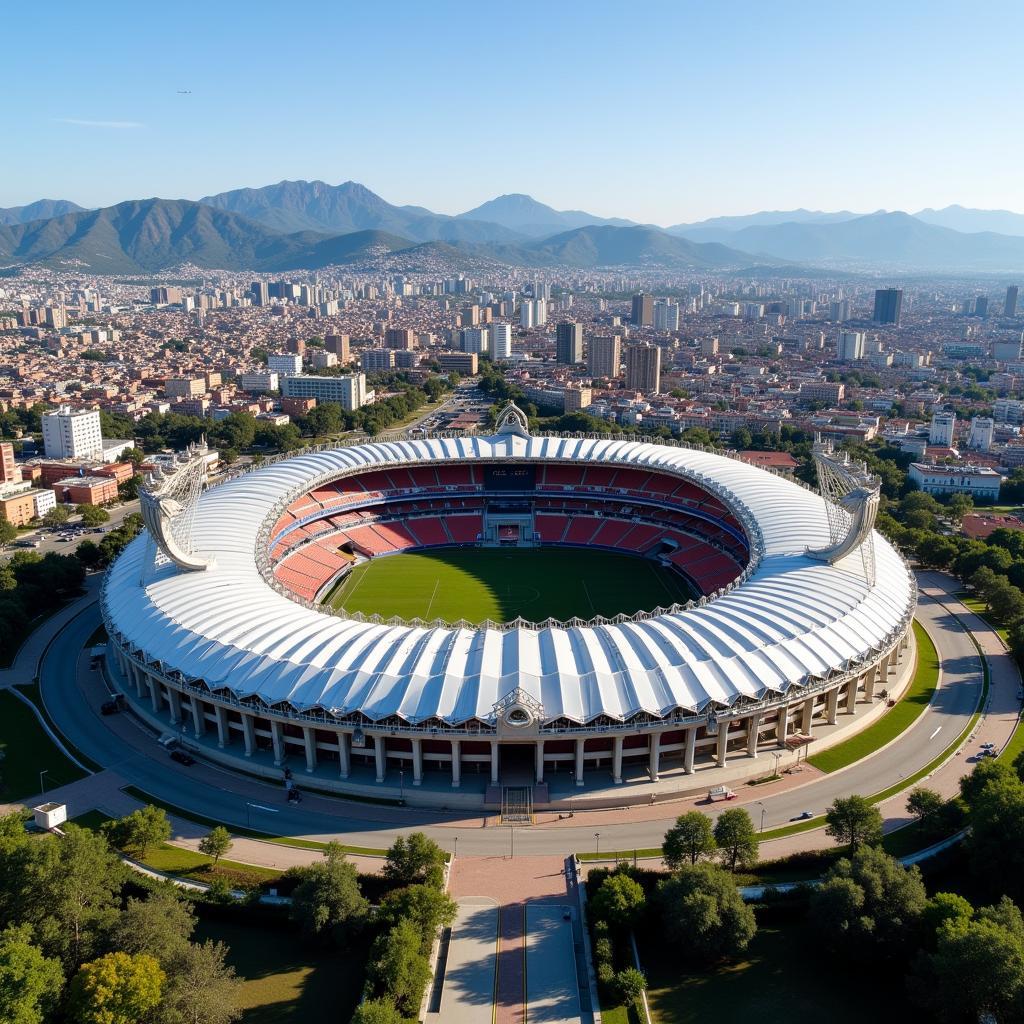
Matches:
[668,208,861,243]
[199,179,522,243]
[456,194,637,237]
[0,199,86,226]
[697,211,1024,270]
[914,204,1024,237]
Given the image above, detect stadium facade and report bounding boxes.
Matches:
[102,406,916,799]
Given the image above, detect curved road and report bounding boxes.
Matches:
[33,572,1018,856]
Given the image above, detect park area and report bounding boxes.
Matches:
[325,546,694,622]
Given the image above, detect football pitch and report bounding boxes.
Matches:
[324,547,694,623]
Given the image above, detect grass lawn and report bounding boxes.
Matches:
[956,592,1009,643]
[0,689,87,800]
[641,919,914,1023]
[140,843,284,888]
[195,917,364,1024]
[808,619,939,773]
[325,547,694,623]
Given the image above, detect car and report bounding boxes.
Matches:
[170,749,196,766]
[979,748,997,758]
[100,699,121,715]
[792,811,814,820]
[980,742,995,750]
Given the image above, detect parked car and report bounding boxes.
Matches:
[170,749,196,767]
[792,810,814,820]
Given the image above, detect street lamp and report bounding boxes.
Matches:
[758,801,766,833]
[453,836,459,860]
[399,769,405,804]
[771,750,782,779]
[594,832,601,860]
[509,828,515,860]
[39,770,48,796]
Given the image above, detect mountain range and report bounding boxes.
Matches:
[3,181,1024,273]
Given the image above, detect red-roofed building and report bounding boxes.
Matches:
[961,513,1024,541]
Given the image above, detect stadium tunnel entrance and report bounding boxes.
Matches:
[498,742,536,785]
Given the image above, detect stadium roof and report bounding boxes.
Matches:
[104,434,916,726]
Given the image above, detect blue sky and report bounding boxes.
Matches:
[4,0,1023,223]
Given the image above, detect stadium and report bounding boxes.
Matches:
[101,405,917,806]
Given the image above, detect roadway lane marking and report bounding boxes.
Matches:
[929,726,942,740]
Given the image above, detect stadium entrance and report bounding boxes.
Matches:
[498,743,536,785]
[482,501,535,547]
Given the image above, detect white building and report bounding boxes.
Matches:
[653,299,680,332]
[929,411,956,447]
[908,463,1001,500]
[491,323,513,360]
[41,406,103,460]
[281,373,368,411]
[239,372,280,393]
[462,327,490,355]
[968,416,995,451]
[267,353,303,377]
[838,331,865,362]
[32,488,57,518]
[994,399,1024,425]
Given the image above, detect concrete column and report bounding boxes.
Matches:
[133,665,145,699]
[167,687,182,725]
[746,713,763,757]
[450,739,461,788]
[574,738,585,787]
[716,723,729,767]
[412,738,423,786]
[826,687,840,725]
[303,726,317,773]
[684,726,697,773]
[215,705,230,749]
[490,740,499,785]
[148,677,161,714]
[338,731,350,778]
[864,664,879,702]
[612,735,623,784]
[270,718,284,765]
[374,737,385,783]
[648,731,661,782]
[242,713,255,756]
[776,704,790,746]
[800,697,814,734]
[535,740,544,784]
[190,697,205,737]
[844,676,859,713]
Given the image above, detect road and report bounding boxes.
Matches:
[30,571,1016,858]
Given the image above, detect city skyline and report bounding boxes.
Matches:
[5,0,1024,222]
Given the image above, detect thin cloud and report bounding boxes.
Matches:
[54,118,145,129]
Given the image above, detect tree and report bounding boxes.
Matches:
[0,520,15,548]
[110,893,194,967]
[906,787,944,829]
[198,827,233,866]
[712,808,758,872]
[810,845,927,958]
[67,952,164,1024]
[0,925,64,1024]
[947,493,974,526]
[288,845,368,942]
[960,760,1024,904]
[377,885,456,950]
[382,833,446,888]
[350,998,403,1024]
[662,812,716,869]
[104,806,172,860]
[161,941,240,1024]
[366,919,431,1016]
[42,505,70,529]
[987,580,1024,624]
[75,540,103,569]
[590,873,646,931]
[912,897,1024,1023]
[26,824,123,968]
[614,967,646,1010]
[76,504,110,527]
[658,863,757,960]
[824,795,883,850]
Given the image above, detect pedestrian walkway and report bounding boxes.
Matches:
[526,904,582,1024]
[427,898,499,1024]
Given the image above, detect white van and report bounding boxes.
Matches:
[707,785,736,802]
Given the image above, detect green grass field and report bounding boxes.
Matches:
[325,547,694,623]
[0,689,86,800]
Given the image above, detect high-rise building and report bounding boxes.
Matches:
[653,299,680,331]
[555,321,584,364]
[0,442,20,484]
[588,334,622,379]
[268,353,303,377]
[41,406,104,460]
[829,299,851,322]
[968,416,995,451]
[1006,286,1019,318]
[281,373,367,411]
[251,281,269,306]
[631,293,654,327]
[360,348,395,371]
[929,410,956,447]
[491,323,513,360]
[384,328,416,350]
[461,327,489,355]
[520,302,535,330]
[325,334,350,360]
[625,343,661,393]
[873,288,903,325]
[837,330,866,362]
[975,295,989,317]
[700,336,719,357]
